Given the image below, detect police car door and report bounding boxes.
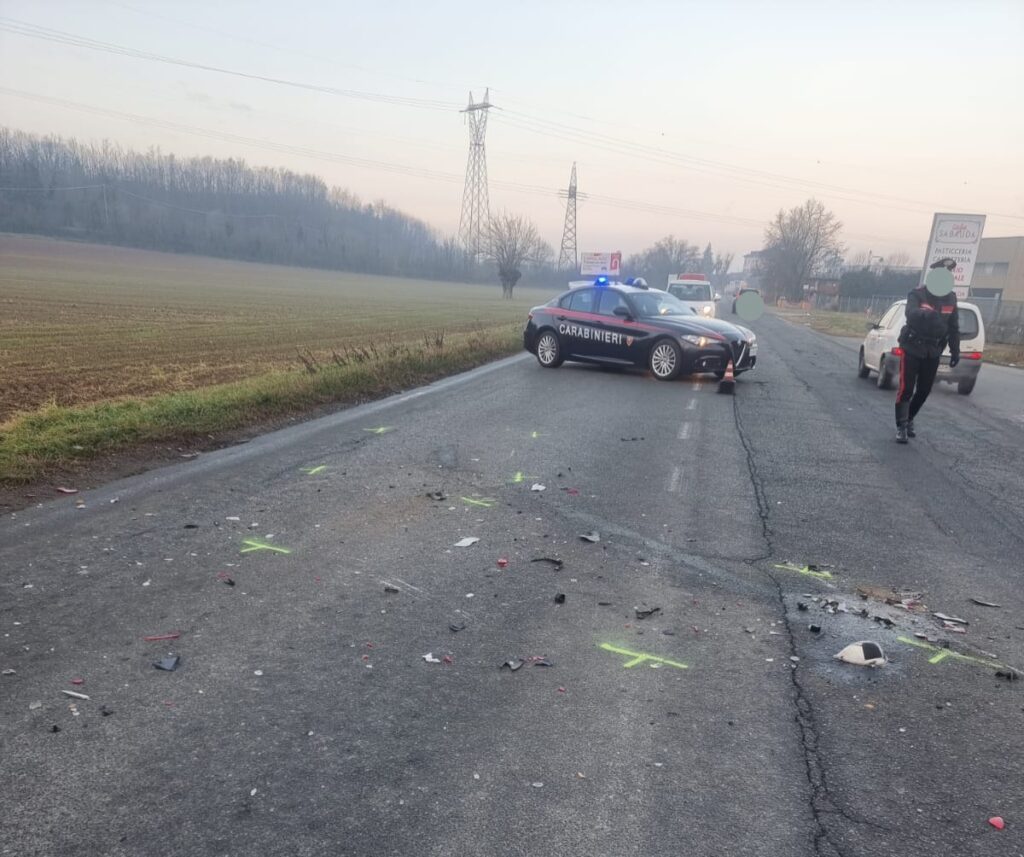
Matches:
[559,288,603,359]
[595,288,635,363]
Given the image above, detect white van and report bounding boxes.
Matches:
[665,274,719,319]
[858,299,985,395]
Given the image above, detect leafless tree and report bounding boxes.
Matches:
[486,211,552,299]
[762,199,844,301]
[885,249,912,268]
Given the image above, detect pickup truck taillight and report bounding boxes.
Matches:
[964,351,983,360]
[891,347,905,357]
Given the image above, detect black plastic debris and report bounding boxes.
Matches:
[183,524,199,529]
[532,659,553,667]
[449,622,466,633]
[995,669,1020,682]
[873,616,895,628]
[620,437,645,442]
[797,602,809,612]
[635,606,661,620]
[662,629,676,636]
[970,598,1002,608]
[554,593,566,604]
[809,625,822,634]
[530,557,564,569]
[383,584,400,594]
[51,725,61,733]
[500,659,524,671]
[426,491,448,501]
[579,531,600,543]
[222,577,235,587]
[598,601,613,606]
[153,655,181,672]
[99,705,114,716]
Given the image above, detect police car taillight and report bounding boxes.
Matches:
[965,351,982,360]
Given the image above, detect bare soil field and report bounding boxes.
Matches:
[0,234,545,421]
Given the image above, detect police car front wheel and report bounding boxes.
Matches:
[536,331,563,368]
[650,339,682,381]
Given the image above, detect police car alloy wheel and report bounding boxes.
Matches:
[536,331,563,368]
[650,339,682,380]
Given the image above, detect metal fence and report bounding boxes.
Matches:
[814,295,1024,344]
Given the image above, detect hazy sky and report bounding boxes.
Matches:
[2,0,1023,262]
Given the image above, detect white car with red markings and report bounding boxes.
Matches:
[858,299,985,396]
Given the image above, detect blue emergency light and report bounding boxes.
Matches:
[594,276,609,286]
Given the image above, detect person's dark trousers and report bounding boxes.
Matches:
[895,352,940,426]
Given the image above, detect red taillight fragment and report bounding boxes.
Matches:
[891,347,904,357]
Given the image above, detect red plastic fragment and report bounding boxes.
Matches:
[497,558,508,568]
[442,655,453,665]
[143,632,181,642]
[70,678,84,685]
[989,817,1005,830]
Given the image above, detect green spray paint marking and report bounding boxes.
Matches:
[510,472,538,484]
[301,466,327,475]
[531,431,541,439]
[773,562,833,580]
[240,539,292,555]
[461,497,497,508]
[897,636,1005,671]
[599,643,688,670]
[364,426,393,435]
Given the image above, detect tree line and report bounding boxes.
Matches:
[0,127,482,282]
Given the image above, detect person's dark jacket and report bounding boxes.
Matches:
[899,286,960,360]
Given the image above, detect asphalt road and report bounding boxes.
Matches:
[2,314,1022,857]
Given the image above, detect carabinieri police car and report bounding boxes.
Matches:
[523,278,757,381]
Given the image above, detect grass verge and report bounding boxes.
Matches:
[773,308,1024,367]
[0,326,522,484]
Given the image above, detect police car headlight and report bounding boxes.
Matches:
[681,334,714,348]
[701,305,713,315]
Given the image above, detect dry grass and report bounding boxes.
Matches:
[769,306,875,338]
[0,233,549,421]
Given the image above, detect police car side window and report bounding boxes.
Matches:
[568,289,596,313]
[558,293,574,309]
[597,290,628,316]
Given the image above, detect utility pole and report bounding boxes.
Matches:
[458,89,492,258]
[557,162,578,271]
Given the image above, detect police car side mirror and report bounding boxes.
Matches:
[714,293,722,301]
[613,306,632,319]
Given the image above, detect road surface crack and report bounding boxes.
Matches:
[732,395,888,857]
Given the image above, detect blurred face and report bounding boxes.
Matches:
[925,267,954,296]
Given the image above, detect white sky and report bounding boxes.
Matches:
[1,0,1023,262]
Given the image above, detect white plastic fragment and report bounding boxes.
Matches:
[834,641,887,667]
[61,690,90,700]
[454,537,479,548]
[422,653,441,664]
[530,484,546,492]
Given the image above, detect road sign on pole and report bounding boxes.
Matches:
[920,213,986,299]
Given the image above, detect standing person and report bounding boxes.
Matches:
[895,258,960,443]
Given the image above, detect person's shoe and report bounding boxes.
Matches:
[896,425,909,444]
[906,421,916,438]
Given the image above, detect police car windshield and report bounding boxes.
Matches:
[630,291,692,318]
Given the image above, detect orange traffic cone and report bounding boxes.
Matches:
[717,360,736,394]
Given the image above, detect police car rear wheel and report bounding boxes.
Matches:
[536,331,563,368]
[650,339,682,381]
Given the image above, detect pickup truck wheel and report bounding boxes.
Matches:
[877,356,894,390]
[857,348,870,378]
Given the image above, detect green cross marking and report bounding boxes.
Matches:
[531,431,541,439]
[364,426,393,435]
[461,497,497,508]
[897,636,1006,670]
[773,562,833,580]
[600,643,688,670]
[240,539,292,555]
[301,465,327,475]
